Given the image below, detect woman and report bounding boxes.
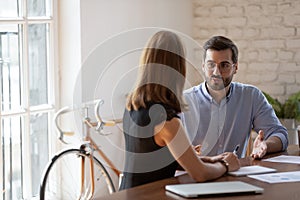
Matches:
[119,31,240,190]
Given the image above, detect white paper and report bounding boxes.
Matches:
[263,155,300,164]
[228,165,276,176]
[248,171,300,183]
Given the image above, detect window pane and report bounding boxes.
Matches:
[1,116,23,200]
[30,112,49,196]
[28,24,48,106]
[0,24,22,112]
[0,0,19,18]
[28,0,51,17]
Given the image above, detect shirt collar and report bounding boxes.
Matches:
[226,83,233,101]
[201,82,234,103]
[200,82,213,102]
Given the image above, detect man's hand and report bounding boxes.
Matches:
[251,130,267,159]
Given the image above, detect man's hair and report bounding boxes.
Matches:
[203,36,238,63]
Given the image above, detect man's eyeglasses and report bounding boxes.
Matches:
[204,61,235,73]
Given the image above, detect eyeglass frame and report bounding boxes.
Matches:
[204,61,236,73]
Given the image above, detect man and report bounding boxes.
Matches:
[182,36,288,158]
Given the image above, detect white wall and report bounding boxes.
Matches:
[58,0,82,108]
[80,0,193,59]
[79,0,194,119]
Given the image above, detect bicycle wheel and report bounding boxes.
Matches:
[40,148,116,200]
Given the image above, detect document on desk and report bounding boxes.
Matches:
[263,155,300,164]
[228,165,277,176]
[248,171,300,183]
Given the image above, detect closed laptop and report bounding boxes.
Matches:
[165,181,264,198]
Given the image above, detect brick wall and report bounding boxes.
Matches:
[192,0,300,103]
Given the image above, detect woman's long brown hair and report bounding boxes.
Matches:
[126,30,187,113]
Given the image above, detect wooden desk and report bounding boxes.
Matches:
[98,145,300,200]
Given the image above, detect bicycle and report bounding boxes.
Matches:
[39,99,121,200]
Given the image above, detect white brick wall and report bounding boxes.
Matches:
[192,0,300,102]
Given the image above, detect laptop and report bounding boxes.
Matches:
[165,181,264,198]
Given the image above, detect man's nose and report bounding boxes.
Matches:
[212,65,221,75]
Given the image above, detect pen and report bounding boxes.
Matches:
[233,144,240,155]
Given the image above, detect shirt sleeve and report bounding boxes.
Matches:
[253,89,289,151]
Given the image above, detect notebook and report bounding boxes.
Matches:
[165,181,263,198]
[228,165,277,176]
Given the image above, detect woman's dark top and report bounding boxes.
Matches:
[119,102,180,190]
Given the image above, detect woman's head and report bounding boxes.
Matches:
[127,31,186,112]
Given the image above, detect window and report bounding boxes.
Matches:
[0,0,56,199]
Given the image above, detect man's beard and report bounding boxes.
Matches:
[205,74,233,91]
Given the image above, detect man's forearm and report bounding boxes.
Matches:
[266,136,283,153]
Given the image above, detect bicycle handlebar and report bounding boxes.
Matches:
[54,106,75,144]
[54,99,116,144]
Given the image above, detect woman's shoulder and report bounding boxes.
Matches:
[124,102,180,125]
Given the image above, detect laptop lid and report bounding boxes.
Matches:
[165,181,264,198]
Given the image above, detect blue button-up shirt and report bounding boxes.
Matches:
[182,82,288,158]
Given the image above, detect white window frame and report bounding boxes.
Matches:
[0,0,58,199]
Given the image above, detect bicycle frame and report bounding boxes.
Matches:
[54,99,121,198]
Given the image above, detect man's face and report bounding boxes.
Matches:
[202,49,237,91]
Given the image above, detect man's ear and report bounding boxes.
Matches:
[202,63,205,72]
[233,63,238,74]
